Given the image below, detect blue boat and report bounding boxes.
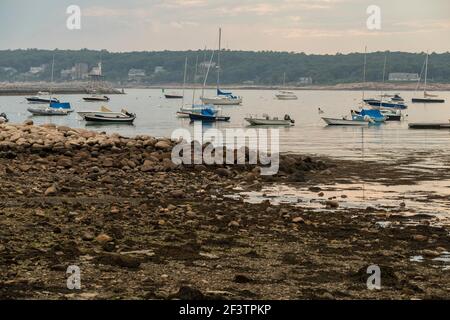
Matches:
[188,107,230,122]
[352,109,386,123]
[363,99,408,110]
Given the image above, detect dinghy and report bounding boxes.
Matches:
[322,117,369,126]
[245,114,295,126]
[83,95,110,102]
[28,105,69,116]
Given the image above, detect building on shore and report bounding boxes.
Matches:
[388,73,420,82]
[297,77,313,85]
[60,63,89,81]
[128,68,146,82]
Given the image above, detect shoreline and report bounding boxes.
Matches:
[0,122,449,299]
[0,81,449,96]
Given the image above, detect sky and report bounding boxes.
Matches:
[0,0,449,54]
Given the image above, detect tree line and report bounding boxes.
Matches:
[0,49,449,85]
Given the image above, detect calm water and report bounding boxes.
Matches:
[1,88,450,161]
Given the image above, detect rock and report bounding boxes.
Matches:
[95,233,113,244]
[82,231,95,241]
[292,217,305,224]
[170,286,205,300]
[421,249,440,257]
[44,184,58,196]
[155,140,171,150]
[170,189,184,199]
[233,274,253,284]
[97,253,141,269]
[413,235,428,242]
[23,119,34,126]
[57,158,72,168]
[309,186,322,192]
[325,200,339,208]
[318,192,325,197]
[216,168,231,177]
[102,158,114,167]
[141,160,155,172]
[228,221,240,228]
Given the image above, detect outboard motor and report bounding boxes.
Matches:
[0,112,8,123]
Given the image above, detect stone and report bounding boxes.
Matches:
[292,217,305,224]
[325,200,339,208]
[155,140,171,150]
[82,232,95,241]
[95,234,113,244]
[413,235,428,242]
[233,274,253,284]
[23,119,34,126]
[228,221,240,228]
[216,168,231,177]
[97,253,141,269]
[44,184,58,196]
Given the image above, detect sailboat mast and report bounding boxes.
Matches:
[202,50,215,99]
[181,57,188,107]
[424,51,429,96]
[362,46,367,101]
[283,72,286,88]
[380,53,387,101]
[192,55,199,106]
[49,54,55,102]
[217,28,222,91]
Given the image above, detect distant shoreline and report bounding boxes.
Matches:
[0,81,449,95]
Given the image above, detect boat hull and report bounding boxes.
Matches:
[84,114,135,123]
[245,118,293,126]
[27,107,68,116]
[188,113,230,122]
[275,95,298,100]
[201,97,242,105]
[83,97,110,102]
[365,100,408,109]
[26,97,60,104]
[411,98,445,103]
[165,94,183,99]
[409,123,450,129]
[322,117,368,126]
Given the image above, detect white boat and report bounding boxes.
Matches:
[28,105,69,116]
[200,28,242,106]
[275,91,298,100]
[26,92,60,104]
[201,95,243,105]
[245,114,295,126]
[275,73,298,100]
[78,106,135,123]
[322,117,369,126]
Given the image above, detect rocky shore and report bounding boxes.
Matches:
[0,82,123,95]
[0,122,449,300]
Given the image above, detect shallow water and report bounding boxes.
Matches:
[2,88,450,161]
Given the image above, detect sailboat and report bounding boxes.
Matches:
[364,53,407,110]
[200,28,242,106]
[275,73,298,100]
[412,52,445,103]
[28,55,73,116]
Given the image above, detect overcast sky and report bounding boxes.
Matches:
[0,0,449,53]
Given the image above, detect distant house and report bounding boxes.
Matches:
[154,66,165,74]
[89,62,103,81]
[128,68,146,81]
[298,77,313,85]
[388,73,420,82]
[29,65,47,75]
[242,80,255,85]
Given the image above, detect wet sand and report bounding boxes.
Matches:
[0,122,449,299]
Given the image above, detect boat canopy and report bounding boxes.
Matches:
[201,108,216,116]
[359,109,383,118]
[217,89,237,99]
[50,102,71,110]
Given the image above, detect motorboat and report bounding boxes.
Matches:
[176,105,218,118]
[275,91,298,100]
[322,117,369,126]
[409,123,450,129]
[27,105,69,116]
[79,106,136,123]
[245,114,295,126]
[83,95,110,102]
[26,92,60,104]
